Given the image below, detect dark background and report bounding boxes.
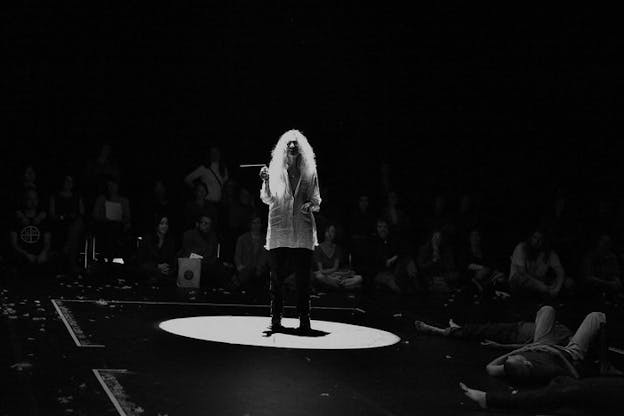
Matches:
[2,3,623,229]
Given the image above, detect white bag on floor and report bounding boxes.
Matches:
[177,258,201,288]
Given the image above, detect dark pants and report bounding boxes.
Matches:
[269,247,312,320]
[450,306,572,345]
[450,322,529,344]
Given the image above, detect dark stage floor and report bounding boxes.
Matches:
[2,269,623,416]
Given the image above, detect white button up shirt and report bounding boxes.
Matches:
[260,171,321,251]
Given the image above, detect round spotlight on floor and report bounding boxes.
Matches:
[159,316,400,350]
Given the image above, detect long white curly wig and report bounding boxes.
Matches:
[268,129,317,200]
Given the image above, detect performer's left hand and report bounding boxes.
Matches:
[300,202,312,214]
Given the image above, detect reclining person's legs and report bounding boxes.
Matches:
[415,318,526,344]
[564,312,606,361]
[532,305,557,343]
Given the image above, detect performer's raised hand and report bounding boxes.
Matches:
[259,166,269,181]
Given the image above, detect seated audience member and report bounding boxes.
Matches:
[313,224,362,291]
[587,196,617,238]
[151,179,171,216]
[347,193,377,279]
[485,311,620,384]
[9,189,55,276]
[423,193,455,244]
[454,193,481,246]
[312,185,334,238]
[459,376,624,412]
[380,190,411,239]
[183,181,219,232]
[49,174,85,274]
[415,305,572,349]
[10,164,40,212]
[92,176,132,261]
[233,215,269,292]
[580,233,624,299]
[417,229,459,293]
[179,215,233,289]
[225,183,256,235]
[372,219,417,293]
[137,215,177,284]
[458,228,505,294]
[82,143,122,212]
[349,193,377,240]
[509,228,573,299]
[541,187,581,270]
[183,145,229,204]
[223,181,255,263]
[140,179,175,235]
[377,159,393,196]
[21,163,38,191]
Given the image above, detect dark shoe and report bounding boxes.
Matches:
[298,316,311,332]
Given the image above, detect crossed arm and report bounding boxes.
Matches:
[485,352,510,377]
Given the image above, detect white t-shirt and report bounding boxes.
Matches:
[510,242,563,279]
[185,162,229,203]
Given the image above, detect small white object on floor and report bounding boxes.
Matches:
[10,362,32,371]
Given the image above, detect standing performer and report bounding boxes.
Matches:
[259,129,321,332]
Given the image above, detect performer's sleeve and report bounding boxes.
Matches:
[310,173,321,211]
[260,181,274,205]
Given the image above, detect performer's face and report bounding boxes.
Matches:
[287,140,299,156]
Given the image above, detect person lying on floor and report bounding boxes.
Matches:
[459,375,624,412]
[414,305,572,349]
[486,310,621,385]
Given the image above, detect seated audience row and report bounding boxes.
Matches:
[5,154,624,307]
